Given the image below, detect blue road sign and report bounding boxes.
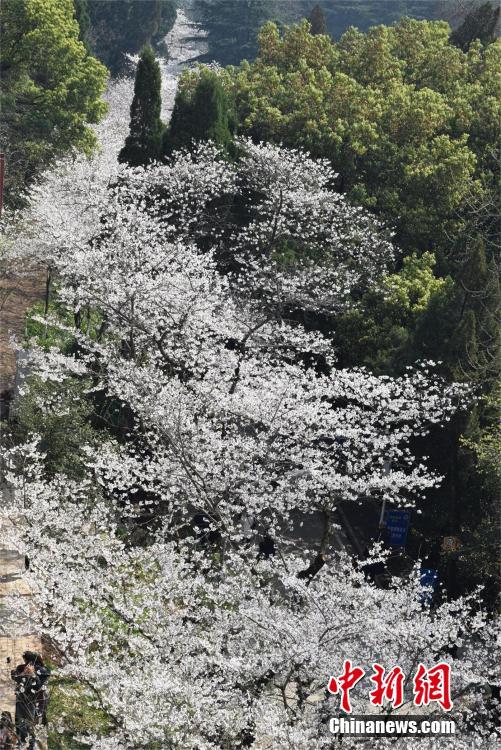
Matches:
[419,568,438,605]
[384,509,410,546]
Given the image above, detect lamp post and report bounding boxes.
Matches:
[378,457,391,530]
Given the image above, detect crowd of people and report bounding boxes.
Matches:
[0,652,50,750]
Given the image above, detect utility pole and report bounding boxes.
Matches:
[0,153,5,217]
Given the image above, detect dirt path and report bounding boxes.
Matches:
[0,538,47,749]
[0,516,41,714]
[0,264,46,411]
[0,264,45,729]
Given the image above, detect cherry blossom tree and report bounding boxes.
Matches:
[11,138,466,541]
[3,442,500,750]
[3,112,498,748]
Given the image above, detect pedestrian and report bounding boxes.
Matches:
[258,533,276,559]
[30,654,50,727]
[11,651,50,749]
[0,712,17,750]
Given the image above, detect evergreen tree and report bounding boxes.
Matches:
[450,2,500,51]
[74,0,91,47]
[309,4,327,35]
[163,69,235,156]
[119,46,164,167]
[478,262,501,377]
[453,309,479,377]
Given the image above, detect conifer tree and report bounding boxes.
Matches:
[119,46,164,166]
[453,309,479,377]
[74,0,91,47]
[163,69,235,156]
[309,4,327,35]
[460,238,488,293]
[450,2,500,51]
[479,262,501,377]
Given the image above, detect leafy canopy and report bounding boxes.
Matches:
[221,17,500,252]
[0,0,108,205]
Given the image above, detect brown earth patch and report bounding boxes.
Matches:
[0,264,46,405]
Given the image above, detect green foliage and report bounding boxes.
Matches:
[47,676,114,750]
[410,281,460,368]
[163,67,236,155]
[333,253,453,372]
[454,387,501,597]
[10,297,108,478]
[410,249,498,383]
[459,238,488,291]
[382,252,448,322]
[83,0,176,75]
[25,298,103,351]
[13,375,99,478]
[464,386,501,492]
[450,1,500,51]
[477,260,501,376]
[25,300,76,351]
[0,0,108,206]
[452,239,500,383]
[119,46,164,167]
[223,18,500,253]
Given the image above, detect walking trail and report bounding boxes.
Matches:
[0,517,40,715]
[0,264,45,717]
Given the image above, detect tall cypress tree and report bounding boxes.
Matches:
[453,309,479,377]
[74,0,91,48]
[119,46,164,167]
[163,69,235,156]
[450,2,500,51]
[309,4,327,36]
